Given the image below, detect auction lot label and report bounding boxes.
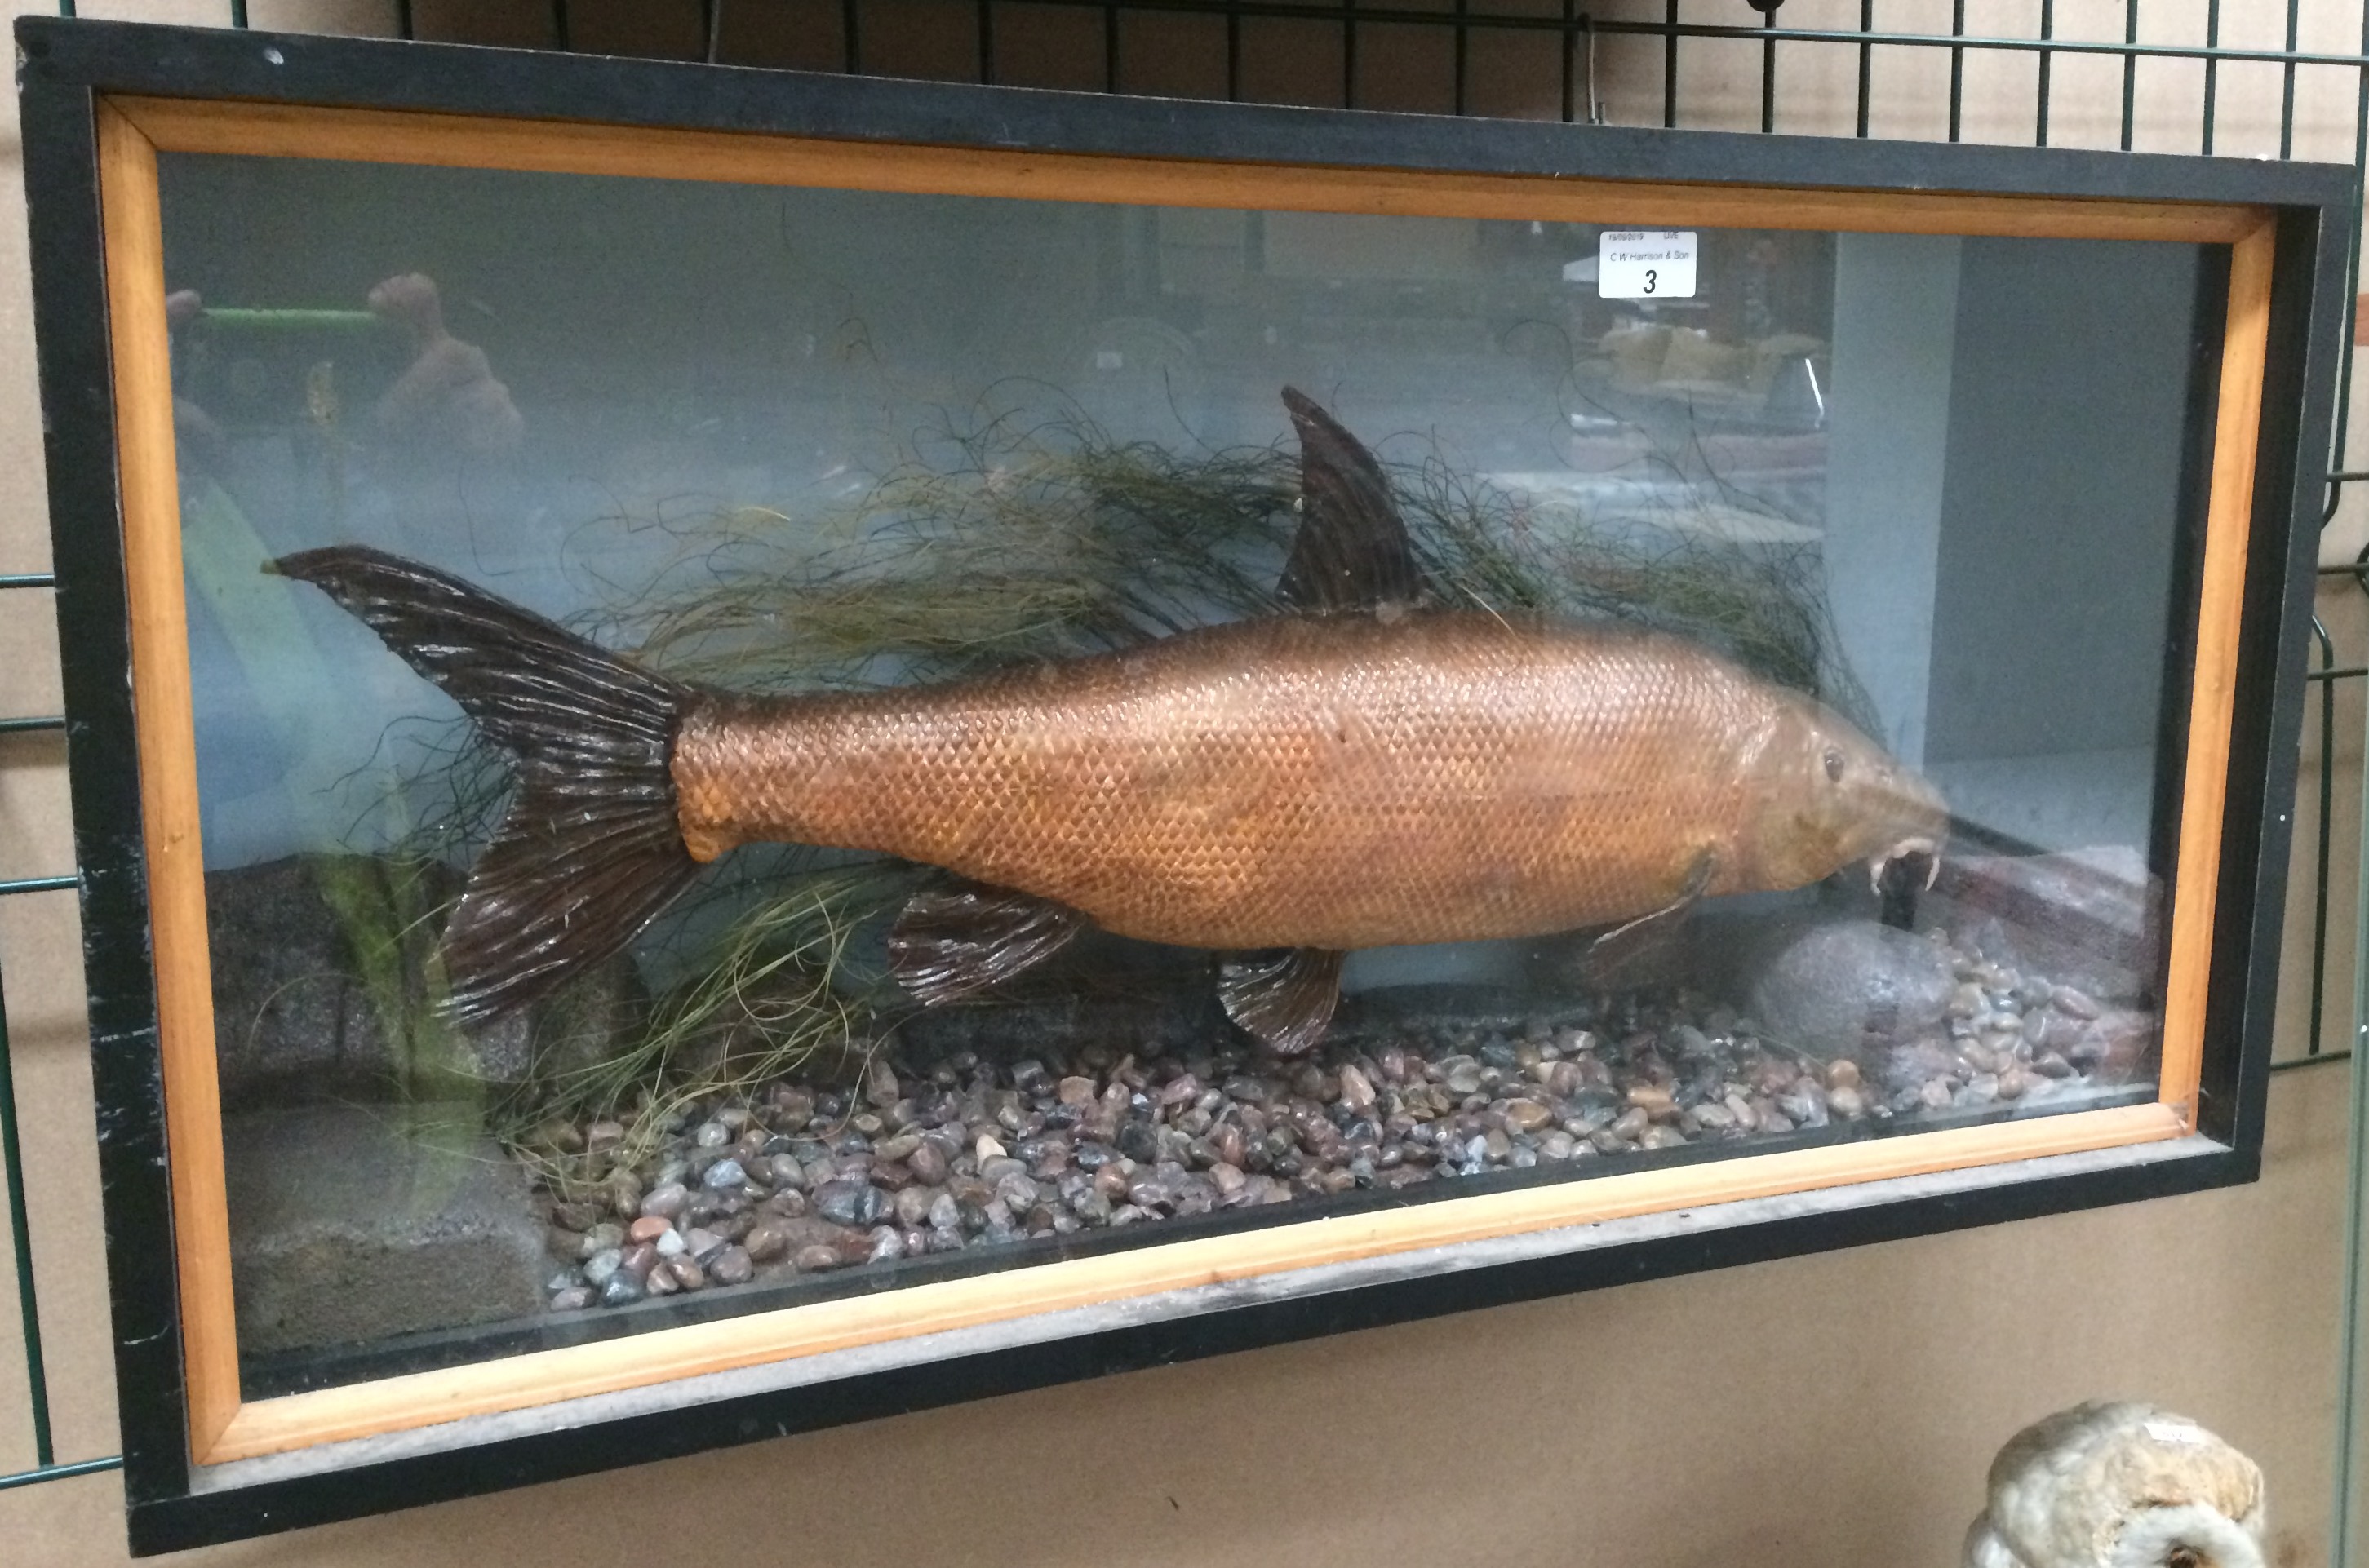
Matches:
[1598,230,1698,299]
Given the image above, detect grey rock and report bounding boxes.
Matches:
[225,1103,548,1354]
[1732,917,1956,1052]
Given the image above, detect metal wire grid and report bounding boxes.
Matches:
[7,0,2368,1504]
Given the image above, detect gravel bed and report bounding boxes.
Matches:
[534,933,2153,1315]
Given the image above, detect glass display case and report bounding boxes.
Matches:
[16,15,2348,1552]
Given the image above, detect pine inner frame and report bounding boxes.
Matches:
[90,93,2270,1470]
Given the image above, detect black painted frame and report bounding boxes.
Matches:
[11,14,2349,1553]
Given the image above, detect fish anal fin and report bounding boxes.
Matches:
[1579,850,1717,990]
[1278,388,1426,614]
[888,882,1086,1008]
[1218,946,1346,1057]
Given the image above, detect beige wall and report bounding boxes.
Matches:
[0,3,2362,1563]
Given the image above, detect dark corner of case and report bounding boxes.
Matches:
[15,11,67,60]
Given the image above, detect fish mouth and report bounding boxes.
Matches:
[1867,836,1943,896]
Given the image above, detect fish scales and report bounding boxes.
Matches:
[672,611,1776,952]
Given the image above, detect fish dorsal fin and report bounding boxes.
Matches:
[1217,946,1346,1056]
[1278,388,1425,614]
[888,881,1087,1007]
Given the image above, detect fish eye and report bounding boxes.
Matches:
[1823,748,1844,782]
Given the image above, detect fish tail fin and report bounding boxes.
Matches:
[269,546,700,1026]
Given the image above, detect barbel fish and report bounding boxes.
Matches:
[273,390,1946,1055]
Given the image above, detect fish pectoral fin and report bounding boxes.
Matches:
[887,883,1087,1008]
[1278,388,1426,615]
[1217,946,1346,1057]
[1578,851,1718,988]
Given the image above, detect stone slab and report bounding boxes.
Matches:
[225,1102,549,1356]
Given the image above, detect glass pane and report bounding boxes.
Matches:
[153,153,2205,1395]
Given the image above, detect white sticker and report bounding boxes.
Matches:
[1598,230,1697,299]
[2143,1420,2211,1446]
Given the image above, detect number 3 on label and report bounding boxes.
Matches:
[1643,268,1657,295]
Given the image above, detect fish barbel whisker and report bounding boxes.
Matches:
[1868,836,1944,896]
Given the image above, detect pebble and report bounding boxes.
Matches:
[530,928,2132,1318]
[2050,985,2101,1020]
[815,1180,888,1228]
[1502,1100,1553,1134]
[893,1185,936,1229]
[908,1140,952,1185]
[639,1183,689,1220]
[743,1221,791,1263]
[1626,1084,1676,1119]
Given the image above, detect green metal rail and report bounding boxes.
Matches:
[10,0,2369,1528]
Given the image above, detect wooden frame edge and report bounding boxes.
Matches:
[200,1101,2185,1464]
[2158,216,2279,1129]
[105,95,2269,243]
[95,98,241,1462]
[92,88,2269,1473]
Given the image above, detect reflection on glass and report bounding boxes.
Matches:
[155,154,2203,1392]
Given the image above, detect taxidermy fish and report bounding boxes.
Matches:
[272,390,1947,1055]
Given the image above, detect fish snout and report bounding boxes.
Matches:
[1862,769,1950,896]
